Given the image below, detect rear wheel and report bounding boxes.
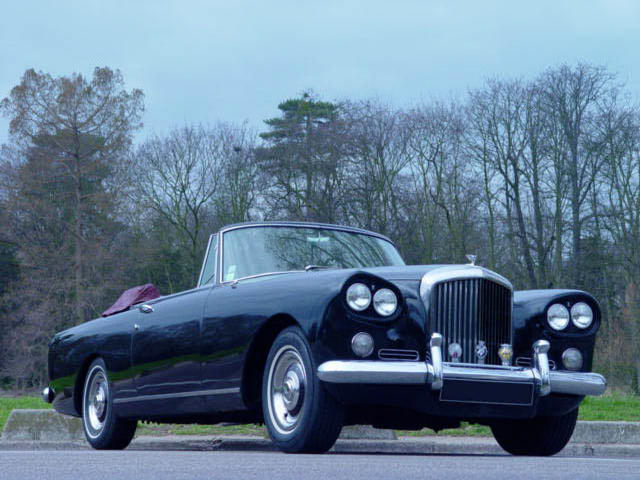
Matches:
[82,358,137,450]
[262,326,344,453]
[490,407,578,456]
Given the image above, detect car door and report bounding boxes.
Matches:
[200,282,258,411]
[130,287,209,401]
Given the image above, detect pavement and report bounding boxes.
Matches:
[1,449,638,480]
[2,434,640,458]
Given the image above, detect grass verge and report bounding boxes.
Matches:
[0,395,52,433]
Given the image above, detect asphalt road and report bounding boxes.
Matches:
[1,450,638,480]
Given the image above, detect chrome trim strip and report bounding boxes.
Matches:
[113,387,240,404]
[219,222,394,243]
[443,365,535,383]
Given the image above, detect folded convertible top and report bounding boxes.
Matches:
[101,283,161,317]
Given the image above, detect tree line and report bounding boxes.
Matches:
[0,63,638,391]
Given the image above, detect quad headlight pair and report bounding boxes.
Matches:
[547,302,593,331]
[346,283,398,316]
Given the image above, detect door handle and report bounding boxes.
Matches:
[140,304,154,314]
[134,323,140,331]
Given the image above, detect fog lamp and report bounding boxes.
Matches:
[498,344,513,366]
[562,348,583,371]
[351,332,374,358]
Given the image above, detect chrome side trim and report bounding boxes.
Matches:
[112,387,240,404]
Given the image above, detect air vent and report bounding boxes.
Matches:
[378,349,420,361]
[516,356,556,370]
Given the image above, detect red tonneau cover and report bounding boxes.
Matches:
[101,283,161,317]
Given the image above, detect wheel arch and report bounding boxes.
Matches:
[241,313,300,410]
[73,353,102,416]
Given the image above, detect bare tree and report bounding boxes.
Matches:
[133,123,258,285]
[540,63,617,287]
[600,103,640,388]
[467,79,540,286]
[341,100,410,239]
[406,101,478,263]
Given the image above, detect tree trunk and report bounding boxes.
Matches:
[569,147,582,288]
[74,157,84,325]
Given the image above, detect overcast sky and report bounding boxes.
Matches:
[1,0,639,144]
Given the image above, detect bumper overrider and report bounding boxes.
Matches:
[318,333,606,402]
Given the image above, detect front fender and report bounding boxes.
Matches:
[513,289,601,372]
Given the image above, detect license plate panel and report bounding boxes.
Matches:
[439,378,534,406]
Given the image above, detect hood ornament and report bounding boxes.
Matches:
[466,254,477,266]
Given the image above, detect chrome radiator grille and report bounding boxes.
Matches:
[429,278,512,365]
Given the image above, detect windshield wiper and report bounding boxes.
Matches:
[304,265,336,272]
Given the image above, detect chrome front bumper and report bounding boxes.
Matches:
[317,333,606,397]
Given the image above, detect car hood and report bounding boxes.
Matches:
[361,265,457,282]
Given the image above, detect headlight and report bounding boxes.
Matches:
[373,288,397,316]
[346,283,371,311]
[547,303,570,331]
[571,302,593,329]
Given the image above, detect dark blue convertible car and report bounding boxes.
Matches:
[44,222,606,454]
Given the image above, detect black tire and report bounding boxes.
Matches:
[490,407,579,456]
[262,326,344,453]
[82,358,137,450]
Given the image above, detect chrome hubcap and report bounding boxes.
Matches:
[85,369,108,437]
[267,346,307,434]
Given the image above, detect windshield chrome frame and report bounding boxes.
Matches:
[217,223,400,285]
[197,233,218,287]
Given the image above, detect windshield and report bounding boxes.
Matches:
[222,226,404,282]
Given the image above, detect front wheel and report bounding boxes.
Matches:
[490,407,579,456]
[82,358,137,449]
[262,326,344,453]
